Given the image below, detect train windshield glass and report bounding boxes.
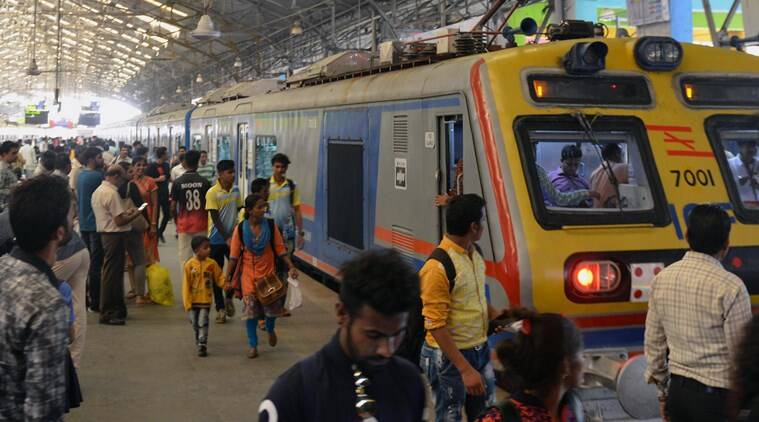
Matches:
[705,116,759,223]
[516,116,669,228]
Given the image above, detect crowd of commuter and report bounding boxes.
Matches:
[0,135,757,422]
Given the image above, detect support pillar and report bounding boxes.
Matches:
[744,0,759,36]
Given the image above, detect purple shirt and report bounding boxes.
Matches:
[548,167,590,206]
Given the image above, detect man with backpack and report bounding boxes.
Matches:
[419,193,506,422]
[268,153,303,257]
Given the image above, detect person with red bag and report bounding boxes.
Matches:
[226,193,298,359]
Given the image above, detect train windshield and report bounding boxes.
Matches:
[706,116,759,223]
[515,115,669,229]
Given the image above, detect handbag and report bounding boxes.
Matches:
[254,273,287,306]
[127,183,149,232]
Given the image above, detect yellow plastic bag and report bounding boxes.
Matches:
[147,264,174,306]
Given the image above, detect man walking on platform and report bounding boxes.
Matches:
[258,249,426,421]
[77,146,104,312]
[171,150,211,266]
[269,153,304,256]
[91,165,143,326]
[205,159,241,323]
[645,204,752,422]
[145,147,171,243]
[0,176,72,421]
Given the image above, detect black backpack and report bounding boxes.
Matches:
[397,244,482,369]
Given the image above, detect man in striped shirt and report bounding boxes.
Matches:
[645,204,752,422]
[197,150,216,183]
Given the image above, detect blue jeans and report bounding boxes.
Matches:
[189,307,210,346]
[245,317,275,348]
[420,342,496,422]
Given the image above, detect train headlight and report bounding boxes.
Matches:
[634,36,683,71]
[563,41,608,75]
[571,260,621,294]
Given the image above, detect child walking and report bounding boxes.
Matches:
[182,235,225,357]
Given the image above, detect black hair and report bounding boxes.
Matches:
[178,146,186,151]
[601,143,623,161]
[243,193,267,220]
[200,150,208,155]
[54,152,70,171]
[0,140,19,155]
[105,165,125,178]
[132,155,147,165]
[445,194,486,236]
[561,145,582,161]
[9,175,71,253]
[496,312,583,394]
[217,159,234,173]
[82,146,102,165]
[40,150,57,171]
[250,178,269,194]
[135,146,149,157]
[191,235,211,252]
[686,204,731,255]
[117,161,131,173]
[155,146,167,159]
[184,150,201,169]
[271,153,291,166]
[734,315,759,410]
[339,249,420,317]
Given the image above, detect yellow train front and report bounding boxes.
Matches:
[473,35,759,403]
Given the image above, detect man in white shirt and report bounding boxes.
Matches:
[727,140,759,208]
[18,139,36,179]
[171,155,187,182]
[91,165,142,326]
[645,204,752,422]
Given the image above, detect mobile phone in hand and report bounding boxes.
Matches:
[138,203,148,212]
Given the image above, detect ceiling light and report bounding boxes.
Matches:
[196,73,203,83]
[191,14,220,40]
[234,56,242,68]
[290,20,303,36]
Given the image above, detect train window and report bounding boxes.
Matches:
[327,139,364,250]
[217,135,231,161]
[515,115,670,229]
[254,135,277,179]
[705,115,759,223]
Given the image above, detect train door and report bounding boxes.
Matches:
[438,115,464,238]
[236,122,250,197]
[201,124,212,152]
[168,126,174,157]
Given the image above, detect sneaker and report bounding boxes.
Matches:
[268,330,278,347]
[215,312,226,324]
[198,345,207,357]
[225,300,235,318]
[158,234,166,244]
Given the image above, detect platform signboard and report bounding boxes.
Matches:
[627,0,670,26]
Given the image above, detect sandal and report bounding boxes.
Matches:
[247,348,258,359]
[126,291,137,300]
[135,296,151,305]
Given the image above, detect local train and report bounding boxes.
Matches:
[99,31,759,413]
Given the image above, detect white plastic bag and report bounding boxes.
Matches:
[284,277,303,311]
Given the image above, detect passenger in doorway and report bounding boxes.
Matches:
[435,158,464,207]
[548,145,592,207]
[171,151,188,182]
[731,314,759,422]
[476,312,585,422]
[645,205,752,422]
[182,235,225,358]
[258,249,426,421]
[171,150,211,267]
[590,143,629,208]
[0,141,19,212]
[269,153,304,252]
[728,140,759,208]
[77,146,105,312]
[0,176,73,421]
[91,165,144,326]
[145,147,171,243]
[205,159,242,323]
[420,194,508,422]
[227,193,298,358]
[197,150,216,183]
[33,150,56,177]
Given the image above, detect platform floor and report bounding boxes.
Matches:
[68,224,339,422]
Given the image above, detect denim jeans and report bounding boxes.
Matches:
[245,317,275,348]
[189,307,210,346]
[420,342,496,422]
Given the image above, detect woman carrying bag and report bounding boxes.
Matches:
[227,193,299,359]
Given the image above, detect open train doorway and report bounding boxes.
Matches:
[437,114,464,240]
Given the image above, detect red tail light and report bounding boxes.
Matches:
[572,261,621,294]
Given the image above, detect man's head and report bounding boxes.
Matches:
[119,145,130,158]
[200,150,208,165]
[40,150,56,171]
[445,193,486,242]
[9,175,72,254]
[184,150,200,171]
[686,204,731,259]
[250,177,269,199]
[155,146,168,162]
[54,152,71,175]
[178,146,186,153]
[0,141,19,163]
[217,160,235,186]
[271,153,290,180]
[738,140,757,163]
[82,146,103,169]
[104,164,127,187]
[601,143,623,163]
[560,145,583,177]
[337,249,419,367]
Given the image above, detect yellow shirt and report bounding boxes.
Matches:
[182,256,225,311]
[420,236,489,349]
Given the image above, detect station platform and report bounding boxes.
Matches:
[67,225,339,421]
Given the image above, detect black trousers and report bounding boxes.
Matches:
[100,232,128,321]
[210,243,232,311]
[80,231,103,310]
[156,195,171,238]
[667,374,728,422]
